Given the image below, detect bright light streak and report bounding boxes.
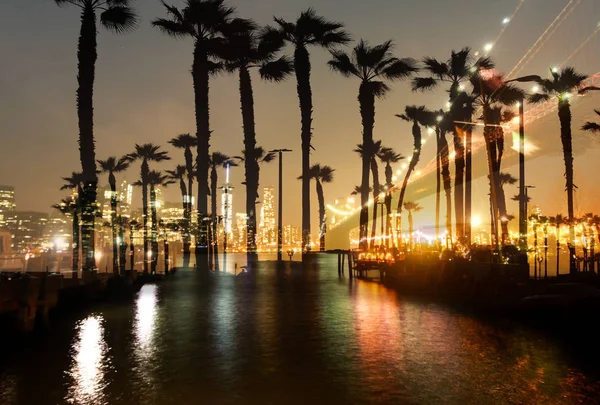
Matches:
[503,17,511,24]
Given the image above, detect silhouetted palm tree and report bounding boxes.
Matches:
[299,164,334,251]
[220,20,292,260]
[582,110,600,133]
[153,0,236,268]
[128,219,140,271]
[98,156,130,275]
[329,39,416,250]
[377,147,404,247]
[530,67,599,272]
[54,0,137,272]
[169,133,196,267]
[209,152,237,268]
[127,144,170,274]
[270,8,350,253]
[413,48,493,241]
[396,106,435,246]
[403,202,423,250]
[166,166,188,215]
[60,172,85,274]
[497,172,517,245]
[52,196,80,274]
[355,141,384,249]
[142,171,174,274]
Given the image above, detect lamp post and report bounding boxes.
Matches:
[270,149,292,262]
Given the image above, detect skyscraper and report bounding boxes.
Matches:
[259,186,276,248]
[13,212,48,252]
[235,213,247,249]
[0,185,17,232]
[220,164,234,235]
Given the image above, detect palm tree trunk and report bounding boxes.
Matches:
[141,162,150,275]
[358,83,374,251]
[119,220,126,275]
[210,167,218,270]
[385,164,393,249]
[558,101,577,274]
[179,179,188,269]
[239,66,259,264]
[150,185,158,275]
[556,225,561,277]
[397,121,422,247]
[435,127,442,247]
[453,130,465,242]
[316,180,326,252]
[164,230,170,274]
[184,148,193,268]
[294,46,313,255]
[77,4,98,272]
[483,119,500,253]
[440,130,453,245]
[129,223,135,272]
[109,175,119,276]
[193,42,210,270]
[370,159,380,250]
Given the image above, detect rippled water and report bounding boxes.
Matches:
[1,254,599,404]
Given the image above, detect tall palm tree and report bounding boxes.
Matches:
[299,164,334,251]
[169,133,196,267]
[403,202,423,250]
[142,171,174,274]
[60,172,84,275]
[128,219,140,271]
[355,141,386,249]
[127,144,170,274]
[52,196,80,274]
[270,9,350,254]
[530,67,598,273]
[220,21,292,261]
[166,164,189,266]
[497,172,517,245]
[467,71,523,252]
[166,166,188,215]
[153,0,236,268]
[209,152,237,269]
[329,39,417,250]
[97,156,130,276]
[377,147,404,247]
[413,48,493,241]
[54,0,137,272]
[396,106,435,246]
[582,110,600,133]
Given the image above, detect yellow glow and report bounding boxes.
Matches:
[484,43,493,52]
[502,17,511,24]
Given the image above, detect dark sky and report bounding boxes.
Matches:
[1,0,600,231]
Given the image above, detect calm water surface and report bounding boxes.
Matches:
[1,254,599,404]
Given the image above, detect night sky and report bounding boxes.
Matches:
[1,0,600,231]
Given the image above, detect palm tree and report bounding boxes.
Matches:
[468,71,524,251]
[413,48,493,241]
[127,144,170,274]
[60,172,85,275]
[209,152,237,269]
[153,0,236,268]
[143,171,174,274]
[234,146,276,252]
[329,39,417,250]
[497,172,517,245]
[220,21,292,262]
[54,0,137,272]
[270,8,350,254]
[128,219,140,271]
[582,110,600,133]
[530,67,599,273]
[396,106,436,246]
[166,165,189,266]
[377,147,404,247]
[299,164,334,252]
[52,196,80,274]
[97,156,129,276]
[403,202,423,250]
[354,141,384,249]
[169,133,196,267]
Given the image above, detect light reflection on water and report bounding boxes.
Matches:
[2,254,599,404]
[65,315,110,405]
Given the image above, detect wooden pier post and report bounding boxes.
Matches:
[338,253,342,276]
[348,251,353,279]
[341,253,345,275]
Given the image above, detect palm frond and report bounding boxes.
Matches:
[101,5,138,33]
[412,77,438,92]
[260,56,294,82]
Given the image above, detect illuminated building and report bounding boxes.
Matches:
[258,186,276,248]
[235,213,247,248]
[13,211,48,252]
[0,185,17,234]
[42,213,71,252]
[220,164,234,236]
[283,225,300,247]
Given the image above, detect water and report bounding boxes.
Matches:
[1,254,599,404]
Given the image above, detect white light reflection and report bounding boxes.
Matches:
[66,315,109,405]
[133,284,159,399]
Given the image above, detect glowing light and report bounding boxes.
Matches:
[421,139,427,145]
[515,102,521,107]
[512,116,520,124]
[147,251,152,258]
[502,17,511,24]
[446,101,452,109]
[378,192,385,199]
[94,251,102,260]
[458,84,465,91]
[402,163,408,169]
[484,43,493,52]
[552,67,559,73]
[427,128,435,134]
[436,115,443,122]
[392,175,398,181]
[396,169,402,175]
[416,170,422,176]
[449,151,456,159]
[347,197,355,204]
[532,85,540,93]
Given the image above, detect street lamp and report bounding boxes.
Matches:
[269,149,293,262]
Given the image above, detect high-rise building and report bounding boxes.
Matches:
[220,164,234,235]
[235,212,247,248]
[13,211,48,252]
[42,213,71,251]
[259,186,276,247]
[0,185,17,232]
[283,225,300,247]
